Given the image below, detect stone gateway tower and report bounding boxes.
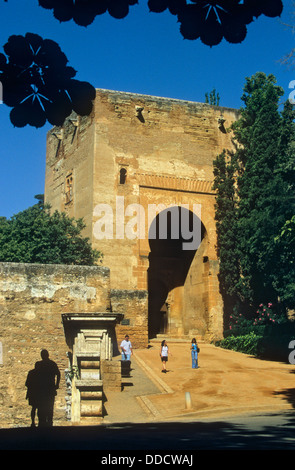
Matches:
[45,89,239,345]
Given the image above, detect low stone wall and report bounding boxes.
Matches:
[0,262,150,428]
[0,262,111,428]
[111,289,149,349]
[101,359,121,392]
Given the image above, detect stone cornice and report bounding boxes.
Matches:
[134,172,216,195]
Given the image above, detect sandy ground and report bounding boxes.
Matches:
[132,341,295,421]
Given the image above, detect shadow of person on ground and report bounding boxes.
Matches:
[25,349,60,428]
[274,388,295,409]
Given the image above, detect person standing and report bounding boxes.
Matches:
[160,340,170,373]
[120,334,133,377]
[120,334,133,361]
[191,338,199,369]
[25,362,41,427]
[34,349,60,427]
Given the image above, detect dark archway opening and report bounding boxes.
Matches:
[147,206,205,339]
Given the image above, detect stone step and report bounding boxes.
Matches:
[149,334,204,344]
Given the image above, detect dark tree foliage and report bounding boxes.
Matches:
[212,149,241,325]
[38,0,139,24]
[213,72,295,319]
[176,0,283,46]
[0,0,284,128]
[0,196,102,265]
[273,100,295,308]
[0,33,96,128]
[37,0,284,45]
[205,88,220,106]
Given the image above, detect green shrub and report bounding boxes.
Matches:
[223,325,267,338]
[216,332,263,356]
[217,327,295,363]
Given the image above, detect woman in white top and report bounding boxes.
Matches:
[160,340,170,373]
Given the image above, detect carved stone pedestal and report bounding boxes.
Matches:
[62,312,123,424]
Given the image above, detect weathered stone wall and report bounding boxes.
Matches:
[110,289,148,348]
[45,89,240,341]
[0,262,111,428]
[100,359,121,392]
[45,114,95,241]
[90,90,238,293]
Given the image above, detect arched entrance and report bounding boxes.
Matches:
[148,206,206,339]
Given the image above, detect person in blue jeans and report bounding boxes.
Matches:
[120,334,133,361]
[191,338,199,369]
[120,334,133,377]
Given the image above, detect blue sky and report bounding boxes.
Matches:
[0,0,294,218]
